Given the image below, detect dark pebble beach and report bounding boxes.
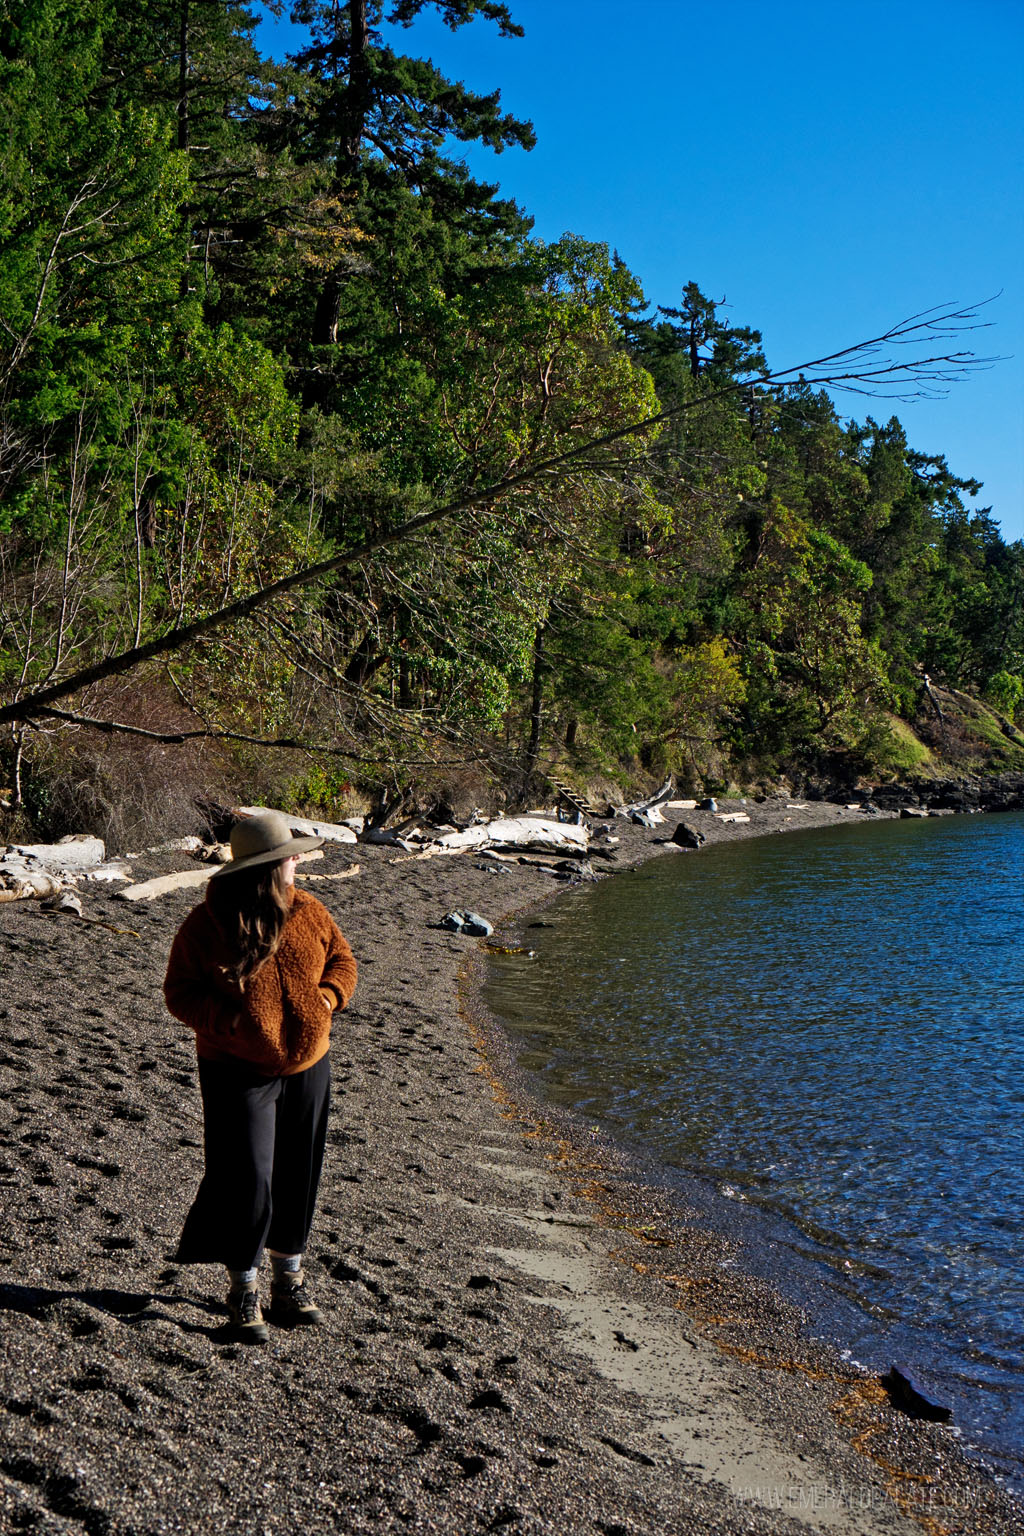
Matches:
[1,800,1020,1535]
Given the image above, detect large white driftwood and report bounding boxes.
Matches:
[117,848,324,901]
[0,871,64,903]
[81,861,134,882]
[358,827,417,848]
[0,856,131,889]
[616,777,675,820]
[431,817,590,856]
[138,835,207,856]
[714,812,751,824]
[6,834,106,869]
[232,807,358,844]
[117,868,212,901]
[2,830,132,891]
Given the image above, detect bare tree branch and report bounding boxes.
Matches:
[22,705,493,769]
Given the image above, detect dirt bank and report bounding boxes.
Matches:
[0,798,1019,1535]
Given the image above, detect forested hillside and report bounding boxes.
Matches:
[2,0,1022,846]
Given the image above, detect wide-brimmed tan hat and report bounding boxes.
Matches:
[211,809,323,878]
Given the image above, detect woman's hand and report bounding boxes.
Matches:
[319,988,335,1013]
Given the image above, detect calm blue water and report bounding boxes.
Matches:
[482,811,1024,1480]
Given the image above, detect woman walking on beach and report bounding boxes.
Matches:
[164,810,357,1343]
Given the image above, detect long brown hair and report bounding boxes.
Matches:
[206,860,293,985]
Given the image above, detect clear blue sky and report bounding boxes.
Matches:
[254,0,1024,542]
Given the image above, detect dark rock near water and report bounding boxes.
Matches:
[978,771,1024,811]
[462,910,493,936]
[813,772,1024,819]
[871,785,921,811]
[438,909,494,936]
[554,859,597,882]
[671,821,706,850]
[881,1365,952,1423]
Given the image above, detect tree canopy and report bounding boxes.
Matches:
[1,0,1020,842]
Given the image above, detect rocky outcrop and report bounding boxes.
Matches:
[791,772,1024,817]
[912,773,1024,814]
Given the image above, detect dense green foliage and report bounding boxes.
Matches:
[2,0,1022,836]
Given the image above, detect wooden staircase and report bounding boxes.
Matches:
[547,776,595,827]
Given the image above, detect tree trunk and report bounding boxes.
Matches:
[309,0,371,368]
[311,284,341,350]
[399,655,413,708]
[688,316,701,378]
[344,629,387,687]
[524,623,546,783]
[177,0,190,153]
[177,0,191,298]
[341,0,371,177]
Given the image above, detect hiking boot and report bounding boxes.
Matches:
[269,1269,323,1327]
[226,1283,269,1344]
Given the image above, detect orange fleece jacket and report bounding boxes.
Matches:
[164,888,357,1076]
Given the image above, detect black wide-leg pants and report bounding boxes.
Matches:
[176,1054,331,1271]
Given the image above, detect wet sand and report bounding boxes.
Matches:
[0,797,1020,1535]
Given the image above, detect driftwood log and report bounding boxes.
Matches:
[431,817,590,857]
[116,868,213,903]
[7,834,106,869]
[117,849,325,902]
[232,807,359,845]
[617,777,675,826]
[0,834,131,902]
[0,871,64,904]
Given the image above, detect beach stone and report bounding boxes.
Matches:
[554,860,597,882]
[698,797,718,812]
[671,821,705,849]
[461,911,493,937]
[437,909,493,936]
[900,806,928,818]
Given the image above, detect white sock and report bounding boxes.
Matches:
[268,1250,302,1278]
[227,1266,259,1288]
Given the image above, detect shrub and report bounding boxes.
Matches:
[984,670,1023,721]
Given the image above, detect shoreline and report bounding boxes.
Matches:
[466,804,1024,1511]
[0,798,1020,1534]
